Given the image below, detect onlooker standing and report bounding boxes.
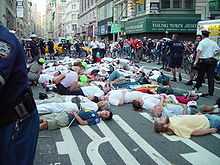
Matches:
[193,30,220,96]
[185,35,202,85]
[29,34,40,62]
[47,39,54,58]
[168,34,185,82]
[90,37,99,63]
[99,40,106,58]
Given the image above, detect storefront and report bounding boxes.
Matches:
[97,18,113,40]
[124,14,201,40]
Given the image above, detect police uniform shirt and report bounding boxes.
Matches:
[197,38,220,59]
[78,110,100,125]
[0,25,28,109]
[168,40,185,57]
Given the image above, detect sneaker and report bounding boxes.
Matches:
[185,80,193,85]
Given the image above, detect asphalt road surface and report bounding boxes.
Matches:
[34,62,220,165]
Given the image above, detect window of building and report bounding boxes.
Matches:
[72,4,76,9]
[185,0,193,9]
[136,4,145,14]
[161,0,171,9]
[173,0,183,8]
[72,24,77,31]
[161,0,193,9]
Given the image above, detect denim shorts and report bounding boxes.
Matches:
[205,114,220,130]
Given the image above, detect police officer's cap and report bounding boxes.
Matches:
[201,30,210,36]
[30,34,37,38]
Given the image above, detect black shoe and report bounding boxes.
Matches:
[171,78,177,82]
[185,80,193,85]
[200,93,209,97]
[179,74,182,82]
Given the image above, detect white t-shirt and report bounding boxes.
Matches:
[61,71,78,88]
[37,102,78,114]
[108,89,127,106]
[197,38,220,59]
[142,95,161,110]
[99,42,106,49]
[124,91,146,103]
[81,85,104,97]
[90,41,99,49]
[64,96,98,112]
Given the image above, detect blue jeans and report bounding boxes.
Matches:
[205,114,220,130]
[0,110,39,165]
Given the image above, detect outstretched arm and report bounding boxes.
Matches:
[191,128,217,136]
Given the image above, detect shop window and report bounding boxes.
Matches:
[173,0,183,8]
[161,0,171,9]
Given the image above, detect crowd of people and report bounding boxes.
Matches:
[1,22,220,165]
[23,31,219,140]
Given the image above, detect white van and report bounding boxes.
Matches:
[197,19,220,46]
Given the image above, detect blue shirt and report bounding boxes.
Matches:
[78,110,100,125]
[168,40,184,58]
[0,25,28,111]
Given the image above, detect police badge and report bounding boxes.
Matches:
[0,41,11,58]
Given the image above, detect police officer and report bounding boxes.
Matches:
[0,25,39,165]
[29,34,40,61]
[168,34,185,82]
[193,30,220,96]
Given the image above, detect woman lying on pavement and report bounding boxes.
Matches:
[154,114,220,138]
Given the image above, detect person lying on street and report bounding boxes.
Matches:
[40,109,113,130]
[151,95,220,118]
[36,95,109,114]
[154,114,220,138]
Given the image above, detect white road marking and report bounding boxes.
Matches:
[56,128,85,165]
[114,115,172,165]
[79,122,140,165]
[140,112,220,165]
[98,122,140,165]
[213,133,220,140]
[79,125,108,165]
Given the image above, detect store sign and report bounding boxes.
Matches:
[111,24,121,34]
[150,2,160,13]
[124,18,146,34]
[148,20,198,33]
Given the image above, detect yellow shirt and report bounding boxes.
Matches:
[169,115,210,138]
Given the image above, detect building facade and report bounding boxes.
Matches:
[112,0,220,40]
[118,0,201,39]
[97,0,113,40]
[0,0,17,30]
[16,0,33,38]
[78,0,97,40]
[63,0,80,41]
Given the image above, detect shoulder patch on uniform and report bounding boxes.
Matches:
[0,41,11,58]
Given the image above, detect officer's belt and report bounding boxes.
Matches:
[0,90,36,127]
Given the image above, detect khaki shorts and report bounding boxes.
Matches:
[42,111,69,130]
